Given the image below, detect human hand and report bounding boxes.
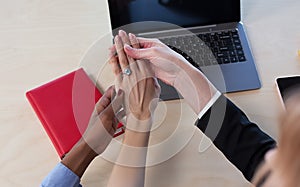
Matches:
[109,30,161,131]
[107,31,158,187]
[123,33,218,115]
[83,86,124,155]
[123,35,194,86]
[61,86,124,178]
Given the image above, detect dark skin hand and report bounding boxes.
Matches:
[61,86,124,178]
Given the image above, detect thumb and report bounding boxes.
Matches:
[124,44,152,60]
[110,89,125,120]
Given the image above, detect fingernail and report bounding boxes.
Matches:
[124,44,131,50]
[128,33,133,39]
[119,30,124,35]
[129,33,136,38]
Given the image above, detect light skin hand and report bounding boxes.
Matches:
[107,30,160,187]
[110,31,161,121]
[123,37,190,86]
[123,34,218,115]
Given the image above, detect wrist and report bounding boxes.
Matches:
[131,111,151,121]
[80,141,98,158]
[61,141,97,178]
[173,64,218,114]
[125,113,153,133]
[123,127,151,147]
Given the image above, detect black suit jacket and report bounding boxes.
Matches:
[195,95,276,181]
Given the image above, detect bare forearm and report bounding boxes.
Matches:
[61,140,97,178]
[107,129,150,187]
[174,61,218,115]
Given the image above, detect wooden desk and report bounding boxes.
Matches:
[0,0,299,186]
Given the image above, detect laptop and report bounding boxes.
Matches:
[107,0,261,100]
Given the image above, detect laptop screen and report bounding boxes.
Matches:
[108,0,240,33]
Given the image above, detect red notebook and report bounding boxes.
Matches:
[26,68,124,158]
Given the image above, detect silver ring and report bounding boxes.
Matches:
[123,68,132,76]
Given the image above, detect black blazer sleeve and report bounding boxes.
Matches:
[195,95,276,181]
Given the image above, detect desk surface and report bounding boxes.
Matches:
[0,0,299,186]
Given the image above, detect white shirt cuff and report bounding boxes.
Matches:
[198,91,221,119]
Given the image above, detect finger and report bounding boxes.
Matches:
[109,54,122,76]
[108,49,121,76]
[124,44,153,59]
[95,86,115,114]
[114,71,123,93]
[99,90,125,135]
[115,109,126,122]
[128,33,140,49]
[114,35,129,71]
[111,89,125,114]
[119,30,131,47]
[137,37,163,48]
[119,30,137,66]
[108,45,117,57]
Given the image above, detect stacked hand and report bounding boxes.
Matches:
[61,86,124,178]
[81,31,163,154]
[63,29,214,174]
[106,30,161,187]
[109,30,161,131]
[82,86,124,155]
[123,36,194,86]
[122,32,217,115]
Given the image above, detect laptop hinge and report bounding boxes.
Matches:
[137,24,218,37]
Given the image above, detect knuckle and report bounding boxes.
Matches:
[113,69,120,75]
[133,49,139,56]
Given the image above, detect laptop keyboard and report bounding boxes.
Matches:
[159,29,247,67]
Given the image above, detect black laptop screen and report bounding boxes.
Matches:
[108,0,240,33]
